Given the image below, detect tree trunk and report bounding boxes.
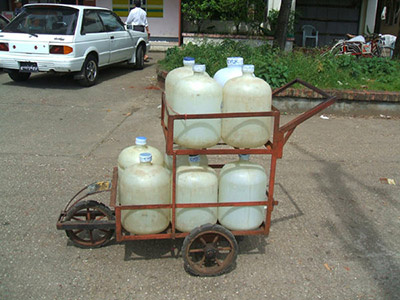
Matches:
[273,0,292,51]
[392,26,400,59]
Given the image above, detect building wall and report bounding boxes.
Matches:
[379,0,400,35]
[359,0,379,34]
[295,0,362,46]
[99,0,180,39]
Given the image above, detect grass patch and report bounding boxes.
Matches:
[159,40,400,91]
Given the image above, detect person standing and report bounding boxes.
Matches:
[14,0,24,17]
[126,0,150,61]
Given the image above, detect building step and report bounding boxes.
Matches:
[150,41,179,52]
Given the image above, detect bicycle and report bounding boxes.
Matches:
[326,33,382,57]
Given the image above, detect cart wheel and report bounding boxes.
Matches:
[64,200,114,249]
[182,223,238,276]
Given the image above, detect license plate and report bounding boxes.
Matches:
[19,62,39,73]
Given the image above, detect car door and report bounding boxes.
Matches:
[97,10,134,63]
[79,9,110,66]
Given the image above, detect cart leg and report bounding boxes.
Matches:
[265,154,278,235]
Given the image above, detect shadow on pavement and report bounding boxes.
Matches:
[1,61,156,90]
[292,142,400,299]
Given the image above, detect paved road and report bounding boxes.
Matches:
[1,53,399,300]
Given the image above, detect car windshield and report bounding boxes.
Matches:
[3,6,78,35]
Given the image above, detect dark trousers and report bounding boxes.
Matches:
[133,25,145,32]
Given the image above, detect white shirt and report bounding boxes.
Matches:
[126,7,148,27]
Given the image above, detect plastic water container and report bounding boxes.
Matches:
[175,155,218,232]
[218,154,266,231]
[118,136,163,178]
[164,57,195,127]
[117,137,163,203]
[213,57,244,87]
[120,153,171,234]
[171,64,222,149]
[164,146,208,170]
[221,64,272,148]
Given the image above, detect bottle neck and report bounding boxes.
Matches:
[243,71,253,77]
[193,71,204,77]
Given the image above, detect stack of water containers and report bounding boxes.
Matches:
[118,56,272,234]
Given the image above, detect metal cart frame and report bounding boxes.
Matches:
[57,79,336,275]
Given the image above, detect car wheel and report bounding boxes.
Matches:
[134,45,144,70]
[79,54,98,87]
[8,70,31,82]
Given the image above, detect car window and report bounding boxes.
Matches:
[3,6,78,35]
[97,11,124,32]
[82,10,104,34]
[0,16,9,30]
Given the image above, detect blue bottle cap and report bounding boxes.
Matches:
[135,136,147,145]
[189,155,201,163]
[139,152,152,163]
[193,64,206,73]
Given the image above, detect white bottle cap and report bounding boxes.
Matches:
[227,57,244,66]
[189,155,201,163]
[139,152,152,163]
[193,64,206,73]
[239,154,250,160]
[183,57,195,66]
[242,64,255,73]
[135,136,147,145]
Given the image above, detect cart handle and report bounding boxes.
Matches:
[273,78,337,143]
[62,180,112,213]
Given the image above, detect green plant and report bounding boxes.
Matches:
[264,9,296,36]
[217,0,247,35]
[181,0,218,33]
[246,0,268,36]
[159,40,400,91]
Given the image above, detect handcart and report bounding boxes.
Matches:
[57,79,337,276]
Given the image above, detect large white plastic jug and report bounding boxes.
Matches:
[172,64,222,149]
[120,153,171,234]
[213,57,244,87]
[221,65,272,148]
[117,137,164,204]
[164,57,195,127]
[118,136,163,180]
[218,154,266,231]
[175,155,218,232]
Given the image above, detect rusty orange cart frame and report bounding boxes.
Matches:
[57,79,336,276]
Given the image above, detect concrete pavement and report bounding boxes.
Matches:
[0,52,399,300]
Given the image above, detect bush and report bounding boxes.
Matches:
[159,41,400,91]
[182,0,267,35]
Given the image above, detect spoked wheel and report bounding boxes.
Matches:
[182,224,238,276]
[64,200,114,249]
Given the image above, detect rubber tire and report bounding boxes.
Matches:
[182,223,238,277]
[330,43,343,56]
[65,200,114,249]
[134,45,144,70]
[372,45,382,57]
[78,55,98,87]
[8,70,31,82]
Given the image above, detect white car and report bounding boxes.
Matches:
[0,4,149,86]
